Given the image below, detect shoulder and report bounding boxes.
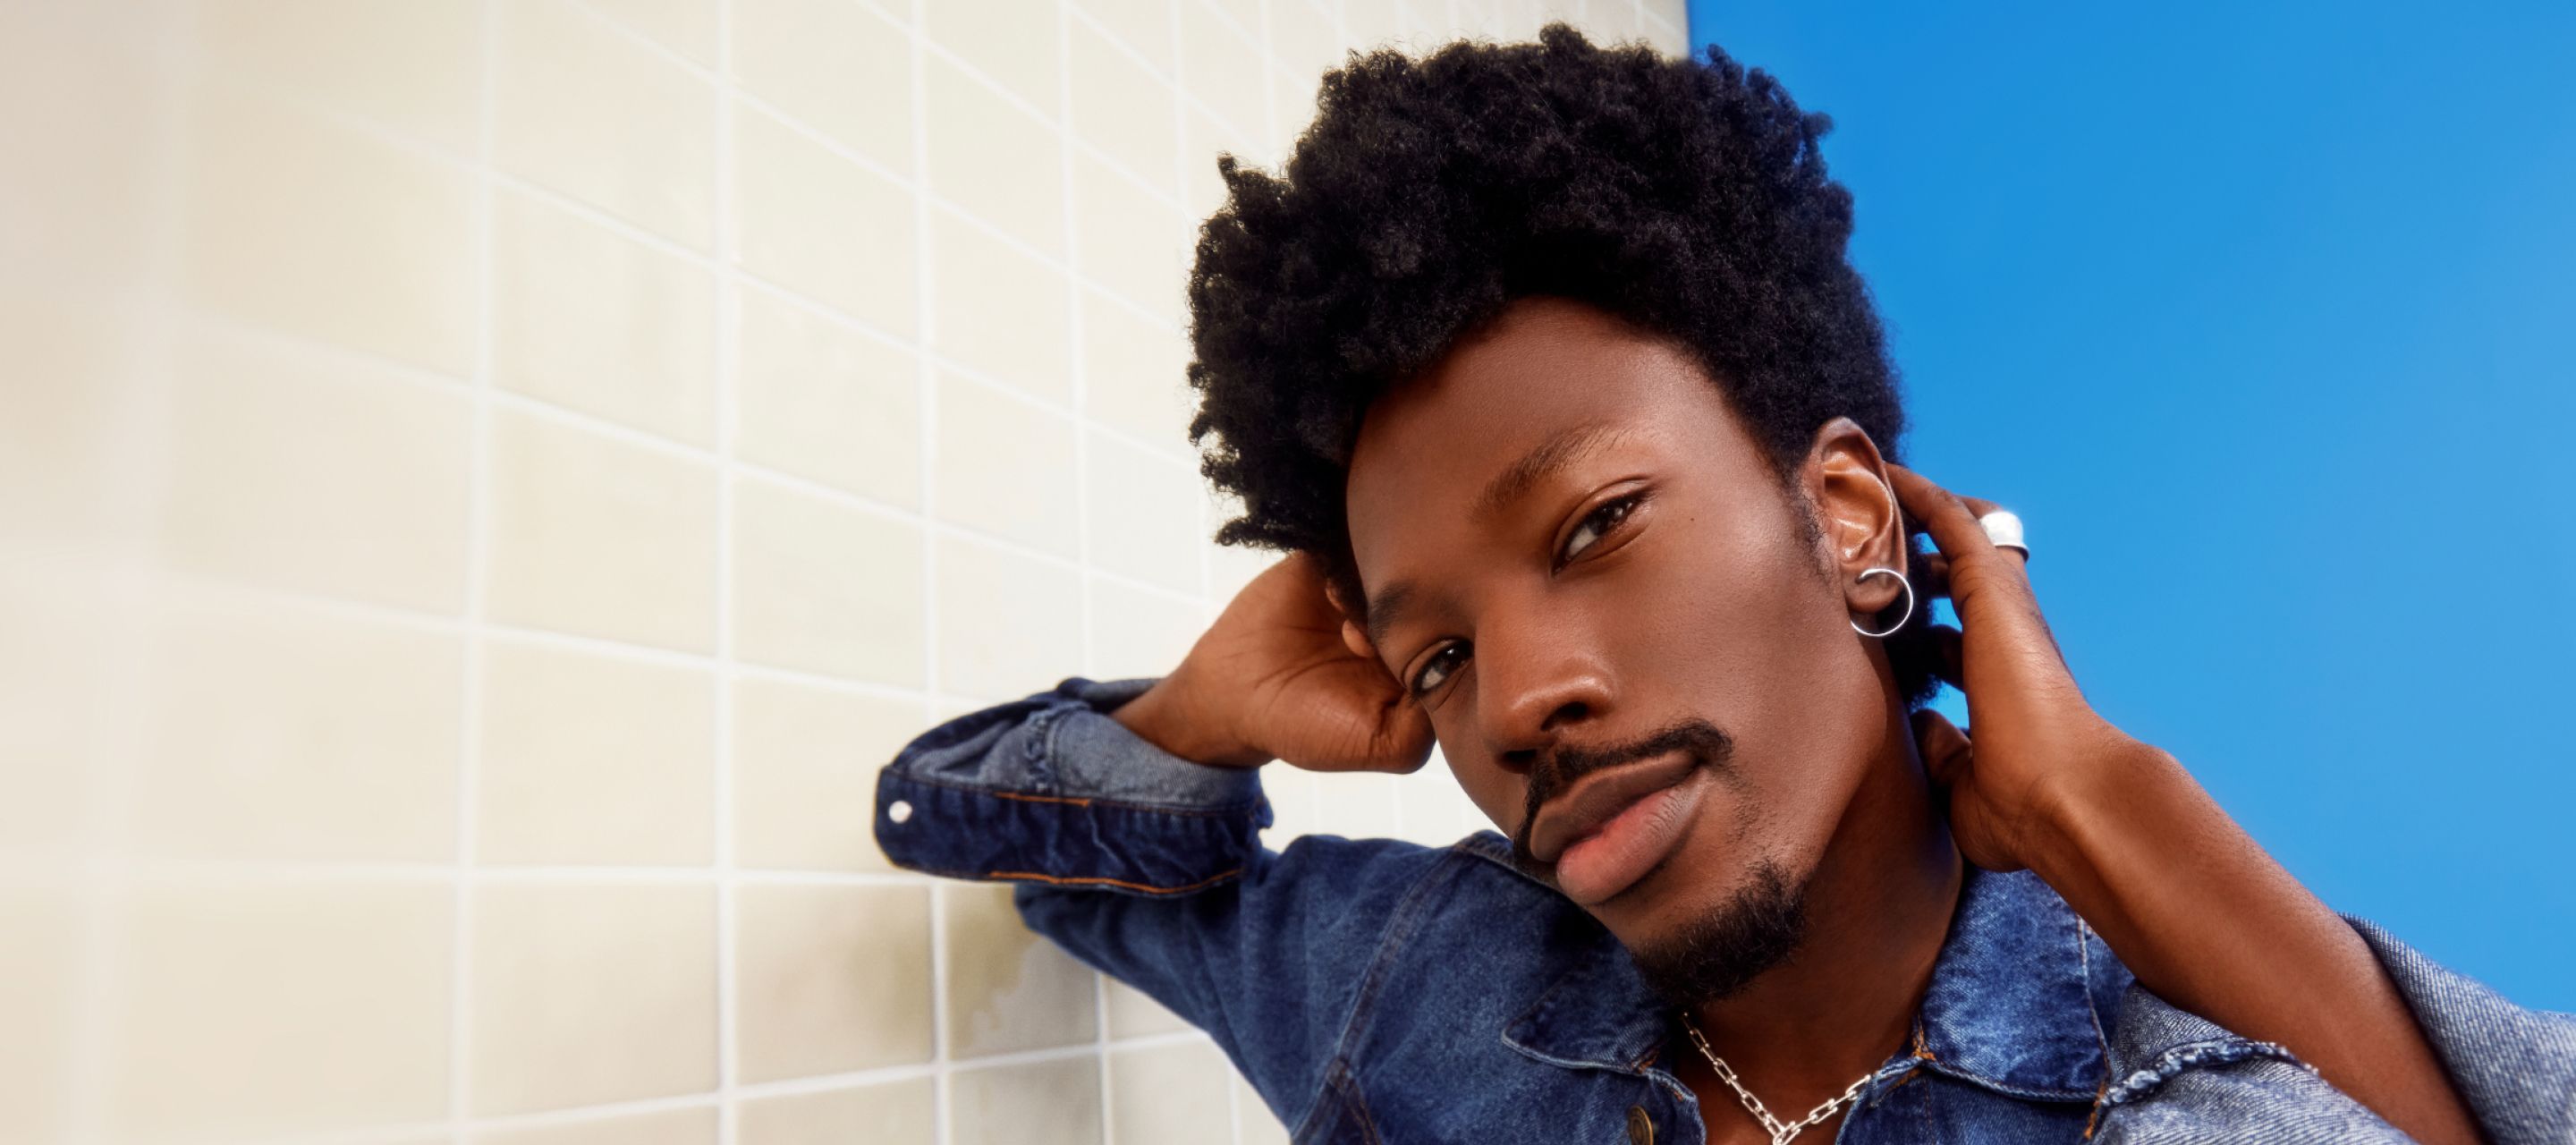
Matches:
[2094,912,2576,1143]
[2339,916,2576,1141]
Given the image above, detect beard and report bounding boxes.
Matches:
[1500,714,1811,1002]
[1626,856,1811,1005]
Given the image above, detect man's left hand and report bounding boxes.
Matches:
[1885,464,2159,875]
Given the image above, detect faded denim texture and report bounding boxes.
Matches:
[875,676,2576,1143]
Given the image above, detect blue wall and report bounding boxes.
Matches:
[1684,0,2576,1008]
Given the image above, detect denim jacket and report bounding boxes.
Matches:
[874,676,2576,1144]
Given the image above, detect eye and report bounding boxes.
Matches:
[1409,640,1470,699]
[1557,491,1645,566]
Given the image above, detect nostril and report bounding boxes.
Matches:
[1542,700,1589,731]
[1500,748,1538,772]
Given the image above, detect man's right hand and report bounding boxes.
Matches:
[1110,552,1436,773]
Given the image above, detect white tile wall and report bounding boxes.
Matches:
[0,0,1689,1141]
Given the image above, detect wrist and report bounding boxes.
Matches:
[2022,734,2185,889]
[1109,669,1270,768]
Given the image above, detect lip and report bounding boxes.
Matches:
[1528,750,1703,865]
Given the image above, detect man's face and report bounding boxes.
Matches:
[1343,296,1901,986]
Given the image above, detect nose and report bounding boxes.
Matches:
[1474,608,1615,774]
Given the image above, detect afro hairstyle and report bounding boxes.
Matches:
[1182,22,1941,708]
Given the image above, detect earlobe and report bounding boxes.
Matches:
[1851,567,1916,638]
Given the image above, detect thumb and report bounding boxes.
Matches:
[1911,708,1974,787]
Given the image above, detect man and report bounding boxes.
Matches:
[875,26,2572,1143]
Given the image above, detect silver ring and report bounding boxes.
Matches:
[1979,510,2029,561]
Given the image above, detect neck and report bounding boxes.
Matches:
[1684,712,1965,1108]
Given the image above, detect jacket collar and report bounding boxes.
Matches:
[1487,852,2113,1103]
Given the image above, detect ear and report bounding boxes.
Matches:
[1802,417,1907,617]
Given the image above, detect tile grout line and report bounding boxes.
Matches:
[905,4,956,1145]
[1055,0,1126,1138]
[712,0,742,1140]
[446,0,502,1135]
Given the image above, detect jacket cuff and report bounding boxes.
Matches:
[873,676,1272,896]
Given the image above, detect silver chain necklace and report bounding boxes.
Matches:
[1680,1014,1882,1145]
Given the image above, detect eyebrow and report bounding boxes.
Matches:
[1469,421,1631,525]
[1362,421,1632,651]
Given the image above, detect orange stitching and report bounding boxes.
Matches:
[988,867,1243,895]
[2082,1076,2108,1139]
[993,790,1095,807]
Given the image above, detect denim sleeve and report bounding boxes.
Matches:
[871,676,1453,1130]
[2091,915,2576,1144]
[871,676,1271,892]
[2345,916,2576,1145]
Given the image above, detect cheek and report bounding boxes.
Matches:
[1627,505,1870,794]
[1626,508,1838,702]
[1449,756,1525,832]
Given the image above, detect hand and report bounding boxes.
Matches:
[1113,552,1436,773]
[1890,467,2486,1145]
[1887,465,2157,874]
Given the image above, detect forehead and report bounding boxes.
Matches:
[1343,297,1757,581]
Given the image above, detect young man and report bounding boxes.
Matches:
[876,27,2572,1144]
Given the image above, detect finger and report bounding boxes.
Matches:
[1911,708,1974,787]
[1889,465,2038,624]
[1952,492,2029,570]
[1919,551,2014,599]
[1887,465,1998,566]
[1888,466,2066,683]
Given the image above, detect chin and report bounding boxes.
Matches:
[1615,855,1812,1005]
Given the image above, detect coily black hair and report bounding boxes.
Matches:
[1182,23,1938,706]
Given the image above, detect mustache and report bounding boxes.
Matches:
[1509,718,1736,872]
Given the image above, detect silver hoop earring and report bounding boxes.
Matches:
[1850,566,1914,639]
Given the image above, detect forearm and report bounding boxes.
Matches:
[2029,744,2481,1145]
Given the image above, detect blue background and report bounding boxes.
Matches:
[1682,1,2574,1008]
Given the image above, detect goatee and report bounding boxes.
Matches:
[1629,857,1809,1005]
